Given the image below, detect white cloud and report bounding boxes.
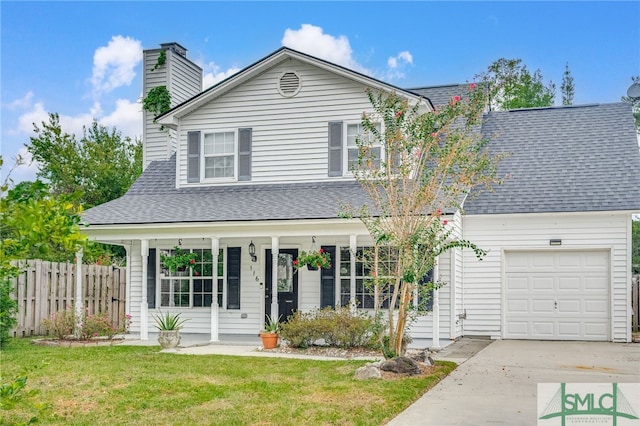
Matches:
[202,62,242,89]
[13,96,139,141]
[100,98,142,140]
[90,35,143,96]
[15,101,48,135]
[282,24,372,75]
[385,50,414,80]
[5,91,34,110]
[388,51,413,69]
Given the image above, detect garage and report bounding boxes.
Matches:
[504,250,610,341]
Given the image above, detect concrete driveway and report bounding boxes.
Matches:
[388,340,640,425]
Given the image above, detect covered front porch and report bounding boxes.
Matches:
[86,217,460,348]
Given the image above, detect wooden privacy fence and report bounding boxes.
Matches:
[633,275,640,333]
[10,260,126,337]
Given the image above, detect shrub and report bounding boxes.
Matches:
[317,306,377,349]
[279,311,319,348]
[41,309,131,340]
[41,308,76,339]
[0,365,50,424]
[0,278,18,347]
[82,312,119,340]
[280,306,378,349]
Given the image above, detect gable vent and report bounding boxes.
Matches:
[278,71,301,97]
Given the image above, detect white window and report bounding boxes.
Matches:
[203,132,235,179]
[159,248,226,308]
[346,123,381,173]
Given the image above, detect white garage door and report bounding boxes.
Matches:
[504,250,609,341]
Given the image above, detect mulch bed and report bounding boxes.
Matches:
[264,345,439,379]
[33,337,125,347]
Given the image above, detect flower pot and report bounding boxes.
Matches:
[306,264,319,271]
[158,330,181,349]
[259,332,279,349]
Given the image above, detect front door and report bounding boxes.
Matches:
[265,249,298,323]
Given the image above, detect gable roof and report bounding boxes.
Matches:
[465,102,640,215]
[408,84,471,107]
[81,156,376,225]
[83,102,640,226]
[156,47,433,126]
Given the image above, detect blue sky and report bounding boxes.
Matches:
[2,1,638,182]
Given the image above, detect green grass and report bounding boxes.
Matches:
[1,338,456,425]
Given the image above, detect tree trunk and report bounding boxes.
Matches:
[393,281,414,355]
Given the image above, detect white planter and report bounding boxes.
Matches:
[158,330,181,349]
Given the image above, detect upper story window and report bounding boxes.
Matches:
[187,128,252,183]
[346,123,381,173]
[328,121,382,178]
[204,131,235,179]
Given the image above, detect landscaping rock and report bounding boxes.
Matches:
[355,365,382,380]
[380,356,421,375]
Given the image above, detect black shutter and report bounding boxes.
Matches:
[238,128,252,181]
[422,269,434,311]
[227,247,241,309]
[328,122,343,176]
[187,131,200,182]
[147,248,156,309]
[320,246,336,308]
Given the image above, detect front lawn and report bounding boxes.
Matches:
[1,338,455,425]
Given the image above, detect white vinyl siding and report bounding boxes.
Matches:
[462,212,631,342]
[177,59,377,185]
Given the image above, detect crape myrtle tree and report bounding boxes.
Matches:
[346,85,504,356]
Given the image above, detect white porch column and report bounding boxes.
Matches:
[450,249,457,339]
[432,257,441,349]
[271,236,279,321]
[210,237,220,342]
[140,239,149,340]
[349,234,357,311]
[74,248,83,338]
[124,244,132,316]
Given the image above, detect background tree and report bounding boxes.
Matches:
[346,86,504,356]
[28,113,142,209]
[622,76,640,134]
[561,63,575,105]
[0,158,87,346]
[479,58,556,110]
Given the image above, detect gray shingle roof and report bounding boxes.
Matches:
[82,156,375,225]
[82,103,640,226]
[464,102,640,215]
[408,84,472,107]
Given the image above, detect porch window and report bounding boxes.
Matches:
[203,131,235,179]
[159,248,225,308]
[339,246,398,309]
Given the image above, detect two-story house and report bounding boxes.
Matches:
[82,42,640,343]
